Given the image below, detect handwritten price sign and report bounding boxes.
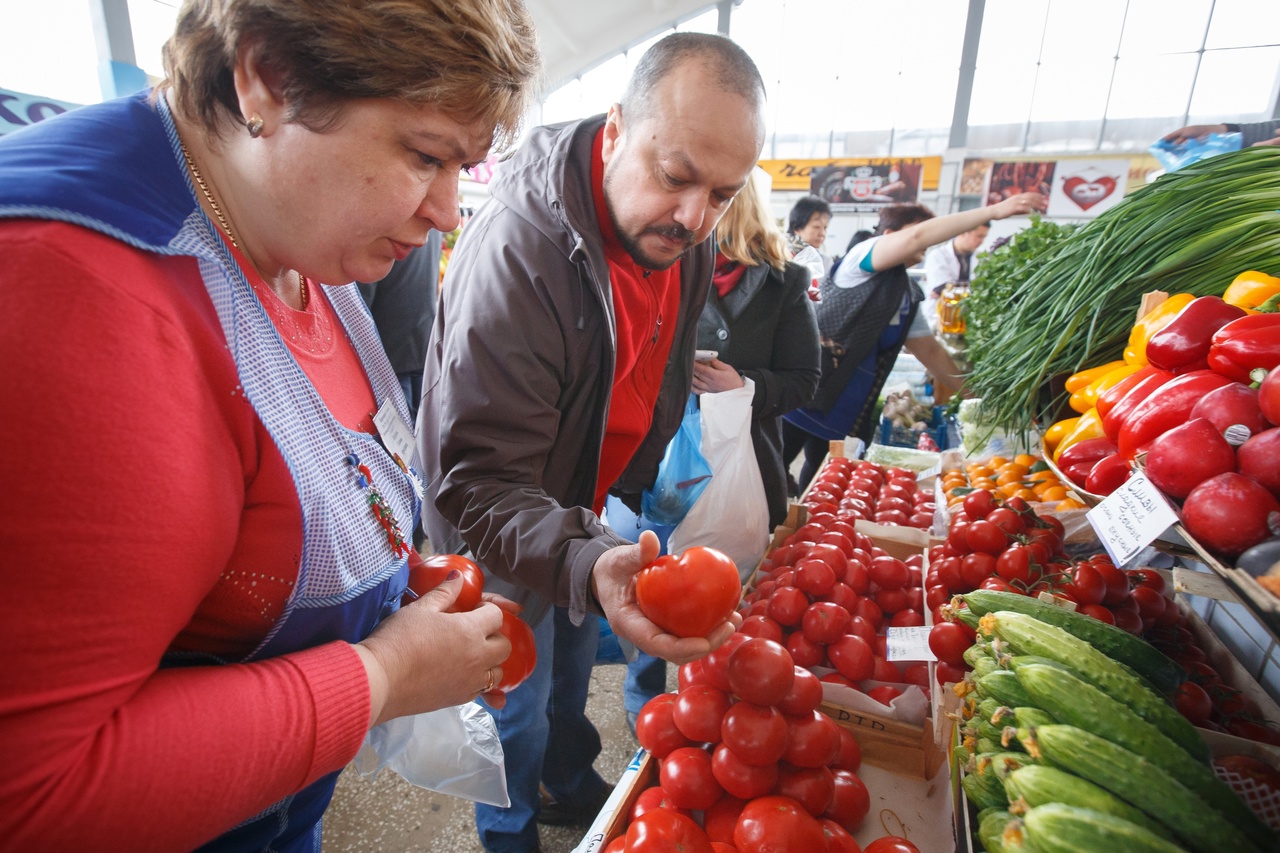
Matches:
[1086,473,1179,566]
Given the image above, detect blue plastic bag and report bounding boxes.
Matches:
[641,395,712,526]
[1149,132,1242,173]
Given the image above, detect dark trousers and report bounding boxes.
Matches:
[781,420,830,498]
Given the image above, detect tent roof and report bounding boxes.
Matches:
[528,0,720,90]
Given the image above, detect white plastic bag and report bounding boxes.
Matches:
[669,379,770,582]
[353,701,509,807]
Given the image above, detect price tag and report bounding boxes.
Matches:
[885,626,936,662]
[916,462,942,482]
[1086,472,1179,566]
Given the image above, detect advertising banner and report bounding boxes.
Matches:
[758,156,942,198]
[0,87,80,137]
[966,156,1136,218]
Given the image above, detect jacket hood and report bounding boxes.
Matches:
[487,115,607,263]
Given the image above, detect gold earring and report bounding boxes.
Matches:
[246,114,264,138]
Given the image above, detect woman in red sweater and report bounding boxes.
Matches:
[0,2,540,850]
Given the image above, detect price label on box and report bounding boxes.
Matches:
[886,626,936,662]
[1086,472,1179,566]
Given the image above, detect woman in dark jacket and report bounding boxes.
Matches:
[693,175,821,528]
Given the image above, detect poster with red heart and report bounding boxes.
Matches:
[1046,159,1129,217]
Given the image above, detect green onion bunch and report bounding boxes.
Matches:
[966,145,1280,435]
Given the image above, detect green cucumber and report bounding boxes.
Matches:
[1022,803,1188,853]
[978,809,1017,852]
[964,768,1010,811]
[986,611,1209,762]
[1023,724,1260,853]
[1014,662,1271,847]
[962,589,1185,693]
[976,750,1035,783]
[966,641,995,669]
[973,653,1000,681]
[1003,765,1173,840]
[1013,707,1055,729]
[979,669,1036,708]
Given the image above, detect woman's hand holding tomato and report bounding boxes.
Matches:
[594,531,741,664]
[355,570,514,726]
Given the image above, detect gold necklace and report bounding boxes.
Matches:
[177,134,308,308]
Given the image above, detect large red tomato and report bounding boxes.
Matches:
[774,764,836,817]
[636,547,742,637]
[820,818,863,853]
[629,785,693,821]
[673,684,733,743]
[625,807,714,853]
[776,666,825,716]
[404,552,484,612]
[783,710,842,768]
[703,794,747,843]
[710,743,778,800]
[823,769,870,832]
[635,694,692,758]
[726,638,796,706]
[495,610,536,692]
[734,795,827,853]
[721,702,789,765]
[660,746,722,810]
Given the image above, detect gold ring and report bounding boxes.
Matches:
[483,668,496,693]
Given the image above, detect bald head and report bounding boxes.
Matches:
[621,32,766,128]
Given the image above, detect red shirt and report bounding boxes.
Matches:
[0,220,372,851]
[590,129,682,513]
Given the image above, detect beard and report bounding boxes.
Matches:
[603,168,697,270]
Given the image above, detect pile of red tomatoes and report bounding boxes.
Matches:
[802,457,936,531]
[616,633,920,853]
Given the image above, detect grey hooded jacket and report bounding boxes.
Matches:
[417,115,714,625]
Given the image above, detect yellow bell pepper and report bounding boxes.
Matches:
[1222,270,1280,314]
[1042,416,1080,456]
[1077,363,1143,412]
[1052,407,1104,463]
[1064,360,1127,394]
[1123,293,1195,366]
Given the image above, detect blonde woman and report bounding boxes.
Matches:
[692,176,821,527]
[0,1,540,850]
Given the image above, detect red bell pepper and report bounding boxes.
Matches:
[1056,437,1118,472]
[1100,369,1175,440]
[1116,369,1234,459]
[1096,365,1162,422]
[1146,296,1246,373]
[1085,453,1131,496]
[1208,314,1280,383]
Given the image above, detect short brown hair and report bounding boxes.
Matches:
[716,176,788,271]
[875,203,935,234]
[161,0,542,150]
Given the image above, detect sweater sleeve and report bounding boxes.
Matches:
[0,222,371,852]
[1237,119,1280,147]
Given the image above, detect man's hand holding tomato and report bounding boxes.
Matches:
[591,530,741,664]
[354,568,524,728]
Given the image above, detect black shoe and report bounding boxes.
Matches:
[536,784,613,827]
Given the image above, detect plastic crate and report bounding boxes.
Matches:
[878,405,957,450]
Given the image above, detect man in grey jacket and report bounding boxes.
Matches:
[418,32,766,853]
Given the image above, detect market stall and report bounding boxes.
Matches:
[576,145,1280,853]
